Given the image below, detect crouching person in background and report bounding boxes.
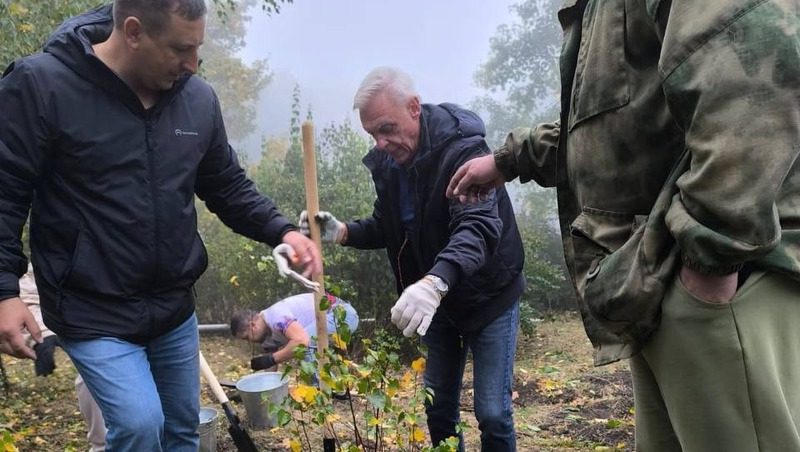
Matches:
[230,292,359,370]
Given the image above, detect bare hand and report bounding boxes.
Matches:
[446,155,506,203]
[0,297,41,359]
[281,230,323,278]
[679,266,738,304]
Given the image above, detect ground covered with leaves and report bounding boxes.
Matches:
[0,313,633,451]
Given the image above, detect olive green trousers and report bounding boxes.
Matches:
[631,271,800,451]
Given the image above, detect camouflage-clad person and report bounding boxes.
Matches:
[448,0,800,450]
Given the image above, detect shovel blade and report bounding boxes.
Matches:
[228,424,258,452]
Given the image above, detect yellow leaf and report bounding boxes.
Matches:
[289,438,302,452]
[17,23,33,33]
[4,444,18,452]
[411,357,426,373]
[411,427,426,443]
[368,416,382,427]
[8,3,28,15]
[292,383,318,403]
[229,275,239,287]
[330,333,347,350]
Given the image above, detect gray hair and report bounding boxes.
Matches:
[353,66,419,110]
[113,0,207,35]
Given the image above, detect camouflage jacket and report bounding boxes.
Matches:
[495,0,800,364]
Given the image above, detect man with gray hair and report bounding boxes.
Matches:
[301,66,525,451]
[0,1,321,450]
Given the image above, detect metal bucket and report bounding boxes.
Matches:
[236,372,289,430]
[199,406,218,452]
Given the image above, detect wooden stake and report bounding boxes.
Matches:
[302,121,335,450]
[301,121,328,355]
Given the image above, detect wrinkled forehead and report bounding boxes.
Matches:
[360,93,402,133]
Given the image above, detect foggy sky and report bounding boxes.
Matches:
[234,0,518,157]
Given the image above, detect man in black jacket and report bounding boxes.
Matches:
[0,1,321,450]
[302,66,524,451]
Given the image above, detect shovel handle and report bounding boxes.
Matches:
[199,351,230,404]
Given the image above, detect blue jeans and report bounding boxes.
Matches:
[422,301,519,452]
[61,314,200,452]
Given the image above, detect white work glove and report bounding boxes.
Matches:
[299,210,347,244]
[390,277,444,337]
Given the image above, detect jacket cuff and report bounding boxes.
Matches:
[274,222,299,246]
[0,271,21,301]
[493,145,519,183]
[428,260,460,290]
[681,255,744,276]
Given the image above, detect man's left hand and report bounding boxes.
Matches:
[280,230,322,278]
[390,278,442,337]
[679,266,738,304]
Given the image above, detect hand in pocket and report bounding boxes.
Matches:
[679,266,738,304]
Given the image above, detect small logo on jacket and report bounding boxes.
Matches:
[175,129,199,137]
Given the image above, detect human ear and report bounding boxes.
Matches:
[408,95,421,119]
[123,16,145,48]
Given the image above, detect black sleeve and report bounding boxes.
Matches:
[0,60,51,298]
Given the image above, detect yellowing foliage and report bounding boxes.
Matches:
[289,384,318,404]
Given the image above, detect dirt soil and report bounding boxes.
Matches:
[0,312,634,451]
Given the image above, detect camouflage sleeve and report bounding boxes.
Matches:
[494,120,560,187]
[660,0,800,275]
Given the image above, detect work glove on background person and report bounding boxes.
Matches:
[33,335,59,376]
[250,353,277,371]
[299,210,347,244]
[391,276,447,337]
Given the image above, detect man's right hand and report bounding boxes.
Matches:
[446,154,505,204]
[250,353,277,371]
[299,210,347,244]
[0,297,41,359]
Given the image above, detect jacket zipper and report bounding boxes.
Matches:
[397,234,409,291]
[144,117,161,288]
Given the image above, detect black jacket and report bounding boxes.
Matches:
[346,103,525,332]
[0,6,294,342]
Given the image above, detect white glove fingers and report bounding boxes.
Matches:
[390,299,407,325]
[298,210,310,236]
[416,315,433,336]
[403,312,425,337]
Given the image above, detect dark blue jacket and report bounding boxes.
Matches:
[346,103,525,332]
[0,6,294,342]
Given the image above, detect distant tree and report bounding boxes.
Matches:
[472,0,561,146]
[0,1,103,68]
[212,0,292,18]
[203,0,271,141]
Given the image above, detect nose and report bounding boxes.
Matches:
[182,49,200,74]
[375,136,389,149]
